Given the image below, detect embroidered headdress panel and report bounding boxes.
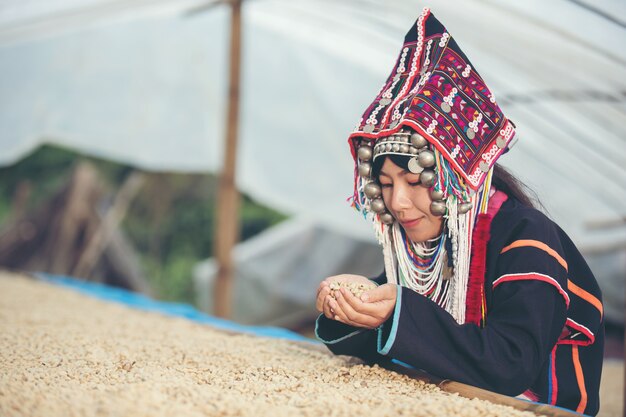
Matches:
[348,8,516,191]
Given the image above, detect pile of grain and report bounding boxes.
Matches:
[0,272,539,417]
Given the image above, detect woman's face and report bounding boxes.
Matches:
[378,158,444,242]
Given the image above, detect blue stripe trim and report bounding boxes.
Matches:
[377,285,402,355]
[314,314,364,344]
[547,353,553,406]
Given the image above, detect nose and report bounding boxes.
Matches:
[388,183,413,213]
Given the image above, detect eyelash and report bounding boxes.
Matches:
[380,181,421,188]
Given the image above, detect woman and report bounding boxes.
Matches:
[315,8,604,416]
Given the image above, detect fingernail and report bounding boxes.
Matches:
[334,315,340,321]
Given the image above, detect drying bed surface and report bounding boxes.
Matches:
[0,273,539,417]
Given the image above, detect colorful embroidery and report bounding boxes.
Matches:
[349,8,516,190]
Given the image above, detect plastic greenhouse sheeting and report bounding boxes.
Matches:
[1,1,625,318]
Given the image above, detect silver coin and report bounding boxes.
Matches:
[363,124,375,133]
[408,157,424,174]
[441,102,451,113]
[466,129,475,139]
[479,161,490,173]
[380,98,391,106]
[496,136,507,149]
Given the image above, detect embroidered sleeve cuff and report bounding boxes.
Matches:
[314,314,365,344]
[377,285,403,355]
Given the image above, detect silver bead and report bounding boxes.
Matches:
[458,202,473,214]
[430,201,447,216]
[410,132,428,148]
[418,150,435,168]
[364,182,382,199]
[380,212,395,225]
[420,169,436,187]
[392,143,400,152]
[399,144,409,153]
[430,189,445,200]
[385,143,393,152]
[357,146,373,161]
[370,198,386,213]
[409,146,418,155]
[358,162,372,178]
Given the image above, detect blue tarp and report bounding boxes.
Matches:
[37,273,317,344]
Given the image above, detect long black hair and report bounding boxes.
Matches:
[372,154,540,208]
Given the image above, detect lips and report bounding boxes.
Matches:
[400,217,423,228]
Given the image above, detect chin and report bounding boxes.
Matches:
[405,229,439,243]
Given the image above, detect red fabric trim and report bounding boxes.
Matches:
[520,389,540,402]
[550,346,558,405]
[465,191,508,326]
[492,273,570,308]
[465,212,491,325]
[557,319,595,346]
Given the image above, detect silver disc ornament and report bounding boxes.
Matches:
[419,170,436,187]
[364,182,382,199]
[430,189,445,200]
[458,202,473,214]
[358,162,372,178]
[370,198,386,213]
[410,133,428,148]
[408,157,424,174]
[418,150,435,168]
[357,146,372,161]
[380,212,395,225]
[430,201,447,216]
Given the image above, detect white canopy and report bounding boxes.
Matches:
[1,0,625,249]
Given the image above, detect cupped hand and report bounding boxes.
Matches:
[315,274,374,320]
[329,283,398,329]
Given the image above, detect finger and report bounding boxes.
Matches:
[323,294,335,319]
[334,290,378,328]
[316,281,330,299]
[316,287,331,312]
[338,287,380,317]
[361,284,396,303]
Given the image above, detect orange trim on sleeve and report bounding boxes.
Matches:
[568,279,603,319]
[500,239,568,271]
[572,345,588,414]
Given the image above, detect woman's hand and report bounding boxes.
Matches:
[315,274,375,320]
[330,283,398,329]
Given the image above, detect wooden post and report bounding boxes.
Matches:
[213,0,242,318]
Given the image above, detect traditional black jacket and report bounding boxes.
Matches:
[316,197,604,415]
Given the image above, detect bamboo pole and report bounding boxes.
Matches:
[213,0,242,318]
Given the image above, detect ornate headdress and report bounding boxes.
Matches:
[348,8,517,324]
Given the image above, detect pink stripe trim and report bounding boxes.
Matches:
[492,273,570,307]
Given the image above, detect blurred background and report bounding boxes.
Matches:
[0,0,624,341]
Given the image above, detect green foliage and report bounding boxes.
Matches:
[0,144,287,305]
